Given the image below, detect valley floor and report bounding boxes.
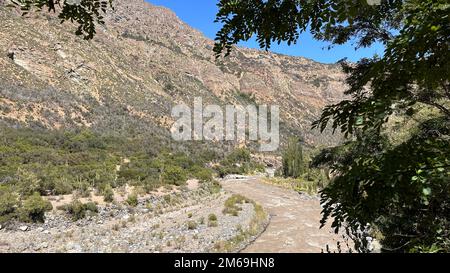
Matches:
[0,183,260,253]
[0,177,349,253]
[222,177,351,253]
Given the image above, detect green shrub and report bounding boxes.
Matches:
[190,167,213,182]
[163,195,172,204]
[208,213,217,222]
[208,213,219,227]
[0,185,19,223]
[53,176,74,195]
[83,202,98,212]
[58,200,98,221]
[72,178,91,198]
[214,148,264,177]
[226,148,251,163]
[142,175,161,193]
[223,195,249,216]
[162,166,187,186]
[282,138,305,178]
[126,194,138,207]
[103,185,114,203]
[14,168,41,197]
[187,220,198,230]
[207,181,222,194]
[118,168,147,182]
[208,220,218,227]
[18,193,53,223]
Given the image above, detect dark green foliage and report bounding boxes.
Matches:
[11,0,113,40]
[0,185,19,223]
[214,0,403,56]
[206,180,222,195]
[216,0,450,252]
[318,122,450,252]
[58,200,98,221]
[53,177,74,195]
[282,138,305,178]
[208,213,217,222]
[13,168,41,197]
[1,185,52,223]
[141,176,162,193]
[226,148,251,163]
[189,166,213,182]
[223,194,250,216]
[161,166,187,186]
[208,213,218,227]
[0,127,221,201]
[0,127,121,196]
[125,194,138,207]
[102,185,114,203]
[214,148,265,178]
[18,192,52,223]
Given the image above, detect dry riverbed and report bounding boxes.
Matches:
[0,182,267,253]
[222,176,352,253]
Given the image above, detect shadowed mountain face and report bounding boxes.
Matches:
[0,0,346,148]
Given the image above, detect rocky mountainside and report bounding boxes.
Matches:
[0,0,346,148]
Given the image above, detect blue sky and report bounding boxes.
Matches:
[148,0,384,64]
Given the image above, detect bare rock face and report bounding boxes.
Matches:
[0,0,346,147]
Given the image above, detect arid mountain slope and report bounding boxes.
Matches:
[0,0,346,147]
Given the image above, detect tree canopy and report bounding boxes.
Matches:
[9,0,113,39]
[282,137,305,178]
[215,0,450,252]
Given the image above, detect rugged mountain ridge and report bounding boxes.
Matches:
[0,0,346,148]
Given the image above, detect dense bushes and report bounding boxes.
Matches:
[208,213,218,227]
[282,138,305,178]
[102,185,114,203]
[223,194,250,216]
[315,122,450,252]
[0,127,268,224]
[14,168,41,197]
[0,127,222,197]
[214,148,265,177]
[126,194,138,207]
[189,166,213,182]
[57,200,98,221]
[18,193,53,223]
[0,185,19,223]
[161,166,187,186]
[0,185,52,224]
[0,128,122,197]
[272,139,330,194]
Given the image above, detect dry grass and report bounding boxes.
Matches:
[186,220,198,230]
[214,197,267,253]
[222,194,250,216]
[263,177,319,195]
